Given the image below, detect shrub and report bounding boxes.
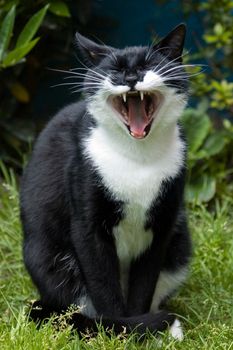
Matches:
[0,1,75,169]
[178,0,233,204]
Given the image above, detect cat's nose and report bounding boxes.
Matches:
[125,74,138,89]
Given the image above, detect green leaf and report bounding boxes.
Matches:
[16,4,49,48]
[49,1,71,17]
[203,132,226,157]
[1,0,19,12]
[214,23,224,36]
[186,175,216,203]
[1,38,39,68]
[181,108,211,154]
[0,5,16,61]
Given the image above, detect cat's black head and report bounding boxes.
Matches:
[75,24,189,140]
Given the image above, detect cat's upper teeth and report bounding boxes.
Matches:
[122,91,145,102]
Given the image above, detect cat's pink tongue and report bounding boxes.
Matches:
[127,96,149,139]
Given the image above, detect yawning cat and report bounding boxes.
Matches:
[20,23,192,339]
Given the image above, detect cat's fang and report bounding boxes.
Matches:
[140,91,144,101]
[122,93,127,103]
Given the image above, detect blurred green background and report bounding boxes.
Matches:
[0,0,233,204]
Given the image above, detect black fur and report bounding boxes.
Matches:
[20,24,192,336]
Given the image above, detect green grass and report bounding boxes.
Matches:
[0,170,233,350]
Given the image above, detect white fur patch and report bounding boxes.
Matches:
[84,125,185,207]
[169,318,184,341]
[77,294,97,318]
[150,267,188,312]
[103,78,130,95]
[135,70,164,91]
[113,205,153,264]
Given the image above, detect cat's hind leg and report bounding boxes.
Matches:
[24,238,86,313]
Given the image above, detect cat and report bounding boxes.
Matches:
[20,23,192,339]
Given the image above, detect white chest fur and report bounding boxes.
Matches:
[84,123,185,294]
[84,125,184,205]
[113,203,153,296]
[113,203,153,264]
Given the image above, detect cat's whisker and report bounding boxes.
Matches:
[70,66,108,77]
[161,70,205,81]
[152,51,172,73]
[145,42,154,62]
[67,87,97,93]
[84,76,104,83]
[86,67,107,80]
[167,84,186,90]
[156,64,205,84]
[66,76,104,84]
[162,71,203,80]
[63,70,104,78]
[146,46,172,62]
[147,47,190,76]
[162,74,188,80]
[70,87,100,94]
[53,81,103,86]
[50,69,105,83]
[145,37,161,61]
[73,69,106,81]
[160,63,204,76]
[154,51,191,75]
[74,54,108,80]
[69,86,101,93]
[64,74,103,82]
[51,82,103,89]
[48,68,101,83]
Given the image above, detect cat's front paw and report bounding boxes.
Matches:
[169,318,184,341]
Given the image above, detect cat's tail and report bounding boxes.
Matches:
[29,301,178,337]
[72,310,176,336]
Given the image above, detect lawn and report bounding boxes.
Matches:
[0,169,233,350]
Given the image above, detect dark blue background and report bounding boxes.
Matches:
[92,0,201,49]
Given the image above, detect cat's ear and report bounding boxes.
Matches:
[75,32,112,66]
[154,23,186,61]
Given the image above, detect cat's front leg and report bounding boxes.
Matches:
[71,218,126,318]
[126,239,166,316]
[126,178,185,316]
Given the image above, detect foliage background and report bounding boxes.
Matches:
[0,0,233,203]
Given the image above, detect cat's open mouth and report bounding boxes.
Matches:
[108,91,163,139]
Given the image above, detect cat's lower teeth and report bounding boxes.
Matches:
[122,110,128,120]
[130,131,146,139]
[149,106,154,114]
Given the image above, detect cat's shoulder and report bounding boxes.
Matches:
[33,100,90,150]
[42,100,87,135]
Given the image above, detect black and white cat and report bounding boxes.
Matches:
[20,24,192,339]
